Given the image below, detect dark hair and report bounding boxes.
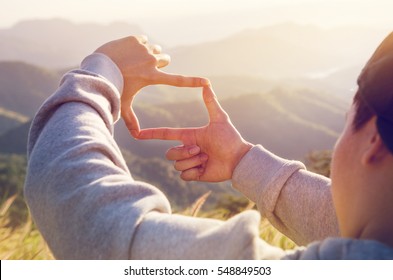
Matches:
[352,89,375,131]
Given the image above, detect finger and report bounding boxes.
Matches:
[147,44,162,54]
[154,70,210,87]
[203,86,228,122]
[180,167,205,181]
[137,127,191,141]
[174,154,208,172]
[155,53,171,68]
[135,35,148,44]
[166,145,201,161]
[121,104,140,138]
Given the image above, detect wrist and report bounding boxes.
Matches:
[82,53,124,95]
[232,141,254,177]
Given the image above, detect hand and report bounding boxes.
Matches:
[95,35,209,137]
[137,86,254,182]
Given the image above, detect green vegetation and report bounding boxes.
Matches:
[0,154,53,259]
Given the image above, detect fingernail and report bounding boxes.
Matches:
[189,146,200,155]
[130,130,139,138]
[200,154,208,161]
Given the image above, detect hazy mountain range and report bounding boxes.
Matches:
[1,19,388,105]
[0,19,145,68]
[0,19,389,78]
[0,60,346,160]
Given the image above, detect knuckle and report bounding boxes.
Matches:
[181,173,192,181]
[173,161,182,171]
[125,36,139,45]
[183,148,192,158]
[165,149,173,159]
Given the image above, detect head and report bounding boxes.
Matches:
[330,32,393,245]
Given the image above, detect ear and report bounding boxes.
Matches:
[361,130,390,166]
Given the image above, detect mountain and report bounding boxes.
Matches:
[0,19,388,82]
[0,59,347,160]
[0,61,60,136]
[0,61,60,117]
[166,23,388,79]
[0,19,144,68]
[0,86,345,160]
[0,121,30,154]
[0,107,29,135]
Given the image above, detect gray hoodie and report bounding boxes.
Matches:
[24,53,393,259]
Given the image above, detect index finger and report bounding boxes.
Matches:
[154,70,210,88]
[137,127,192,141]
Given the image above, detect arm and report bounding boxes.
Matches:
[138,86,339,245]
[232,145,339,245]
[24,37,283,259]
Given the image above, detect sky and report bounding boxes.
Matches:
[2,0,393,46]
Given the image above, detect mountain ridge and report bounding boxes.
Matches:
[0,19,388,80]
[0,19,144,68]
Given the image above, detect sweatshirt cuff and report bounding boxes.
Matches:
[81,53,124,95]
[232,145,306,213]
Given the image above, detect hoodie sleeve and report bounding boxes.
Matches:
[232,145,340,246]
[24,53,285,260]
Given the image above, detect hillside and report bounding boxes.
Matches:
[0,19,144,68]
[0,107,29,135]
[166,23,388,79]
[0,61,60,117]
[0,86,344,160]
[0,122,31,155]
[0,19,388,81]
[0,57,348,161]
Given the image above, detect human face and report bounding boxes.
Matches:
[330,103,363,236]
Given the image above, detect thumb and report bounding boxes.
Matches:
[121,98,140,138]
[203,86,228,122]
[154,70,210,87]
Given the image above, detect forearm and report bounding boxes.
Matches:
[232,145,339,246]
[131,210,285,260]
[25,53,173,259]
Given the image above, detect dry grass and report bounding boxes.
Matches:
[185,191,297,250]
[0,194,53,260]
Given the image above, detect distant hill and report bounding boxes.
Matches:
[0,61,60,117]
[0,19,388,81]
[0,107,29,135]
[0,19,144,68]
[0,121,30,154]
[166,23,388,79]
[0,86,345,160]
[0,58,349,161]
